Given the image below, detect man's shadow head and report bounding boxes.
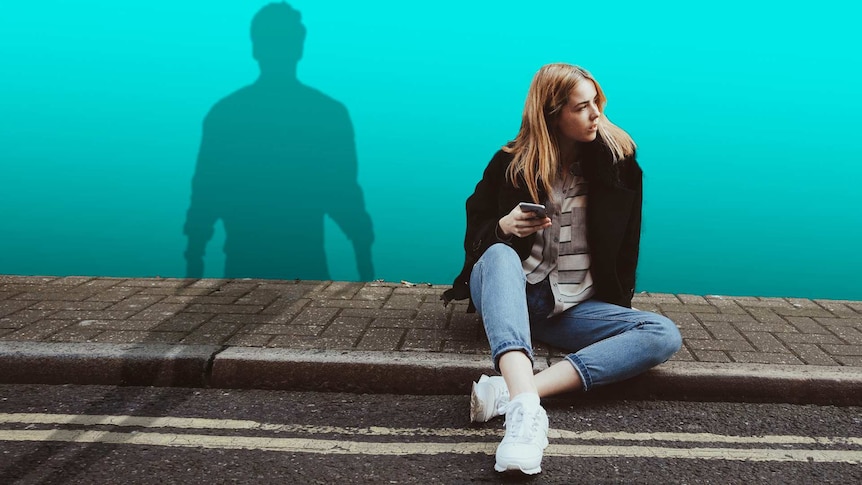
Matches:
[251,2,306,74]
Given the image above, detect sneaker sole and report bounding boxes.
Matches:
[469,381,485,423]
[469,380,494,423]
[494,462,542,475]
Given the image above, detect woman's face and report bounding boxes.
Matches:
[556,80,601,143]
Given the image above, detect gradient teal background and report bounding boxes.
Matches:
[1,1,860,299]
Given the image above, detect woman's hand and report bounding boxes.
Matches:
[498,203,552,238]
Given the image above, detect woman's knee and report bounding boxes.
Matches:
[641,313,682,362]
[480,243,521,266]
[653,314,682,358]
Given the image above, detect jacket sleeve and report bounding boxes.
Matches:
[616,156,643,306]
[464,151,519,261]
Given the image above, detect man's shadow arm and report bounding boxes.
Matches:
[183,114,223,278]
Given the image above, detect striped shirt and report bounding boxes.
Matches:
[522,173,594,316]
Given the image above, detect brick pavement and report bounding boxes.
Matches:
[2,275,861,368]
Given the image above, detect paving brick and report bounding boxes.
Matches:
[813,317,862,328]
[154,313,214,332]
[340,308,415,319]
[241,324,323,336]
[450,312,482,327]
[30,300,114,310]
[91,331,185,344]
[785,343,840,365]
[321,317,370,338]
[732,321,798,333]
[208,314,278,325]
[0,309,57,329]
[813,300,860,317]
[208,282,257,298]
[382,318,447,330]
[0,301,35,318]
[746,298,795,309]
[401,339,444,352]
[743,332,792,353]
[677,294,710,305]
[641,293,682,303]
[235,289,282,307]
[415,302,450,320]
[696,313,758,325]
[821,344,862,356]
[844,301,862,314]
[744,308,790,325]
[182,322,240,344]
[267,335,356,350]
[49,328,103,342]
[829,326,862,345]
[669,346,696,362]
[187,279,230,289]
[134,287,215,297]
[690,349,731,363]
[184,304,265,314]
[317,281,365,299]
[661,312,701,328]
[354,286,393,301]
[48,276,95,287]
[700,322,745,341]
[225,333,273,347]
[393,286,444,296]
[771,307,835,318]
[383,295,424,310]
[84,287,143,302]
[686,339,756,352]
[13,291,99,302]
[834,356,862,366]
[356,328,406,351]
[0,276,56,284]
[679,326,712,340]
[659,304,718,314]
[74,319,164,332]
[129,303,197,321]
[76,279,125,290]
[117,279,192,288]
[261,298,311,318]
[729,352,803,365]
[784,316,832,334]
[0,320,73,340]
[309,299,383,309]
[442,340,488,354]
[775,333,843,345]
[702,298,748,314]
[105,295,165,313]
[50,310,141,321]
[291,306,339,326]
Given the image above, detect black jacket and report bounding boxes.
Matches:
[442,137,643,310]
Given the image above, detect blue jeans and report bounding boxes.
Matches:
[469,243,682,391]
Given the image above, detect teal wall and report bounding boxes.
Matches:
[1,1,860,299]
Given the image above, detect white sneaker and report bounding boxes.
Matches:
[470,374,509,423]
[494,393,549,475]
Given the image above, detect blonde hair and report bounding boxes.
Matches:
[504,63,636,203]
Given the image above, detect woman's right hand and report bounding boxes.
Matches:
[498,203,552,238]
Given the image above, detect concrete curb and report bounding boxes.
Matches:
[2,342,861,406]
[0,342,220,388]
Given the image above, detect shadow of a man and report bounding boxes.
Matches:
[184,2,374,281]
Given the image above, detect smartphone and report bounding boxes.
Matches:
[518,202,548,219]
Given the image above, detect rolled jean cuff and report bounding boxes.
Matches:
[565,354,593,392]
[491,341,534,373]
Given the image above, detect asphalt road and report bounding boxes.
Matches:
[1,384,860,484]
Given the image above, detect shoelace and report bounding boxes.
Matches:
[503,404,540,443]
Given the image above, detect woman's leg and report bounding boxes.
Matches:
[531,299,682,396]
[470,243,536,398]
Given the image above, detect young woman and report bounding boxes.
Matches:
[443,63,682,475]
